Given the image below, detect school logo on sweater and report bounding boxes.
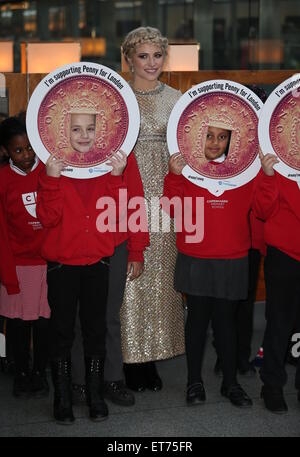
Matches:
[22,192,37,218]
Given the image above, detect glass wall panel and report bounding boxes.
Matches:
[0,0,299,71]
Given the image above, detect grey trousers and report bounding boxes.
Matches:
[71,242,128,383]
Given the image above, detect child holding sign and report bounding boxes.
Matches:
[37,150,127,424]
[253,151,300,413]
[162,138,254,409]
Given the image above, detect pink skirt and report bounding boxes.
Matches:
[0,265,50,321]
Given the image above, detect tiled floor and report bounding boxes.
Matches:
[0,302,299,437]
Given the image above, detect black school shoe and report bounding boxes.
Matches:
[13,372,32,398]
[186,382,206,406]
[261,385,288,414]
[104,380,135,406]
[221,383,253,408]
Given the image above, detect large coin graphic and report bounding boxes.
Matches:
[168,80,263,195]
[27,62,140,179]
[259,74,300,182]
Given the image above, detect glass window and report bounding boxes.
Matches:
[23,3,37,37]
[48,6,67,38]
[0,0,299,71]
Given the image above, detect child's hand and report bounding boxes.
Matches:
[127,261,144,280]
[46,155,66,177]
[107,150,127,176]
[169,152,186,175]
[258,150,279,176]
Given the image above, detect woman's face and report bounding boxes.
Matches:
[129,43,165,84]
[204,127,231,161]
[70,113,96,153]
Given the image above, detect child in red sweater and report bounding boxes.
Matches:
[70,152,149,408]
[37,150,127,424]
[163,145,254,409]
[0,116,50,398]
[253,151,300,413]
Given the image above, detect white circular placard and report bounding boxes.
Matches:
[258,74,300,184]
[167,80,263,196]
[26,62,140,179]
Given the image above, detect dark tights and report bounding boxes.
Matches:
[185,295,239,388]
[9,317,49,374]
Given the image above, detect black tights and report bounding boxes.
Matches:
[9,317,49,374]
[185,295,239,388]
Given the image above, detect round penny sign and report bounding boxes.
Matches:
[26,62,140,178]
[258,74,300,183]
[167,80,263,195]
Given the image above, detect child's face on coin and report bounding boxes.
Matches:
[204,127,231,161]
[70,113,96,153]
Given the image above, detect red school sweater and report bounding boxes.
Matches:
[0,161,45,294]
[249,211,266,256]
[252,170,300,261]
[37,168,129,265]
[114,153,150,263]
[162,172,254,259]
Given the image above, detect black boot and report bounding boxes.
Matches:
[51,358,75,425]
[144,362,163,391]
[123,363,147,392]
[85,357,108,422]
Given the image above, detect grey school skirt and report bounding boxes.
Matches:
[174,252,249,301]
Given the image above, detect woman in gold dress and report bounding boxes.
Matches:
[121,27,185,391]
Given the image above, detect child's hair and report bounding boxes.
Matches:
[246,85,268,103]
[121,26,168,62]
[0,116,27,150]
[16,110,27,123]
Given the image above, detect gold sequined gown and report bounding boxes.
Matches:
[120,82,185,363]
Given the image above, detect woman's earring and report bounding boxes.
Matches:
[130,65,134,73]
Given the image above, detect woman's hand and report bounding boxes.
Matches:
[107,150,127,176]
[46,155,66,177]
[168,152,186,175]
[258,150,279,177]
[127,261,144,280]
